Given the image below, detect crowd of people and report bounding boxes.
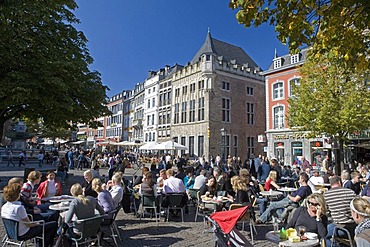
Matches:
[2,148,370,246]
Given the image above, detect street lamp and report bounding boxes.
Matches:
[220,128,226,163]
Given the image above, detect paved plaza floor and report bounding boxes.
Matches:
[0,161,277,246]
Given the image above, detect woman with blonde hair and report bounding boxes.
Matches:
[287,193,328,239]
[64,183,104,235]
[264,170,280,191]
[92,178,115,214]
[350,197,370,247]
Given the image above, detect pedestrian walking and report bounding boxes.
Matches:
[37,151,44,168]
[18,150,26,167]
[7,150,15,167]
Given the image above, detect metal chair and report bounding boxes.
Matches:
[188,188,199,207]
[101,208,122,247]
[229,204,257,244]
[2,218,45,247]
[331,224,355,247]
[140,195,159,225]
[70,215,103,247]
[165,193,186,222]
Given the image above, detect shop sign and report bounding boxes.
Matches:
[273,133,309,140]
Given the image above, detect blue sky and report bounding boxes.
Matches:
[74,0,289,97]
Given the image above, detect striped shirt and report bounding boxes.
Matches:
[324,187,355,224]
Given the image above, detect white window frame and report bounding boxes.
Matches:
[273,105,285,129]
[289,77,301,97]
[291,54,299,64]
[272,81,284,100]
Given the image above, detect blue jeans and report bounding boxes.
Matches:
[259,197,290,223]
[256,197,267,214]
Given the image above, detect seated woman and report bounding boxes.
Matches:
[286,193,328,239]
[264,170,280,191]
[91,178,115,220]
[64,183,105,236]
[199,176,218,198]
[350,197,370,247]
[139,172,157,197]
[1,183,57,247]
[36,171,62,200]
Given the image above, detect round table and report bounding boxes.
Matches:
[278,187,297,196]
[265,231,319,247]
[49,203,70,211]
[260,191,283,197]
[47,195,74,203]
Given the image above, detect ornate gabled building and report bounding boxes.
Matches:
[170,31,266,161]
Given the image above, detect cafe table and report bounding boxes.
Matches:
[265,231,319,247]
[47,195,74,203]
[202,196,231,212]
[278,187,298,196]
[260,190,283,198]
[49,202,70,211]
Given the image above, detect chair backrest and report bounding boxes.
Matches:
[229,204,251,222]
[142,195,156,207]
[188,188,198,200]
[75,215,103,240]
[168,193,184,207]
[2,218,19,240]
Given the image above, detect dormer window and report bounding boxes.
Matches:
[291,54,299,64]
[273,58,282,69]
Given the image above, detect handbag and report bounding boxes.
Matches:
[53,233,71,247]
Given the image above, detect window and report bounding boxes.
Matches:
[291,54,299,64]
[222,98,231,122]
[152,98,155,107]
[159,114,162,125]
[181,102,187,123]
[198,136,204,156]
[289,78,301,97]
[175,88,180,97]
[273,106,285,129]
[189,99,195,122]
[182,86,187,95]
[181,136,186,156]
[273,82,284,99]
[233,135,238,157]
[247,137,255,158]
[174,103,180,124]
[198,97,205,121]
[206,55,211,61]
[273,58,282,69]
[198,80,204,90]
[246,87,254,96]
[190,83,196,92]
[222,81,230,91]
[247,103,254,125]
[151,114,154,125]
[147,99,150,108]
[189,136,195,156]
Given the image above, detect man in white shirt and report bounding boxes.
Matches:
[108,174,124,208]
[193,169,207,189]
[162,169,188,215]
[308,169,324,192]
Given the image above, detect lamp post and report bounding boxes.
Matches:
[220,128,226,163]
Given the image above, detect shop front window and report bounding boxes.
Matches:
[274,142,285,163]
[310,141,327,167]
[291,142,303,166]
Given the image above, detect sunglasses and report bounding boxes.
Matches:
[308,201,320,207]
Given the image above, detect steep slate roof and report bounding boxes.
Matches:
[264,47,309,73]
[191,31,259,69]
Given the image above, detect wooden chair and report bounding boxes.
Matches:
[229,204,257,244]
[2,218,45,247]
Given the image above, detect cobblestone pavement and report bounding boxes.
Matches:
[0,162,277,246]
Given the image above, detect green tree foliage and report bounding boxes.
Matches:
[0,0,110,141]
[228,0,370,70]
[288,50,370,169]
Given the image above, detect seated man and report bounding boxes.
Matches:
[324,175,357,247]
[308,169,324,193]
[161,169,188,214]
[257,172,312,224]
